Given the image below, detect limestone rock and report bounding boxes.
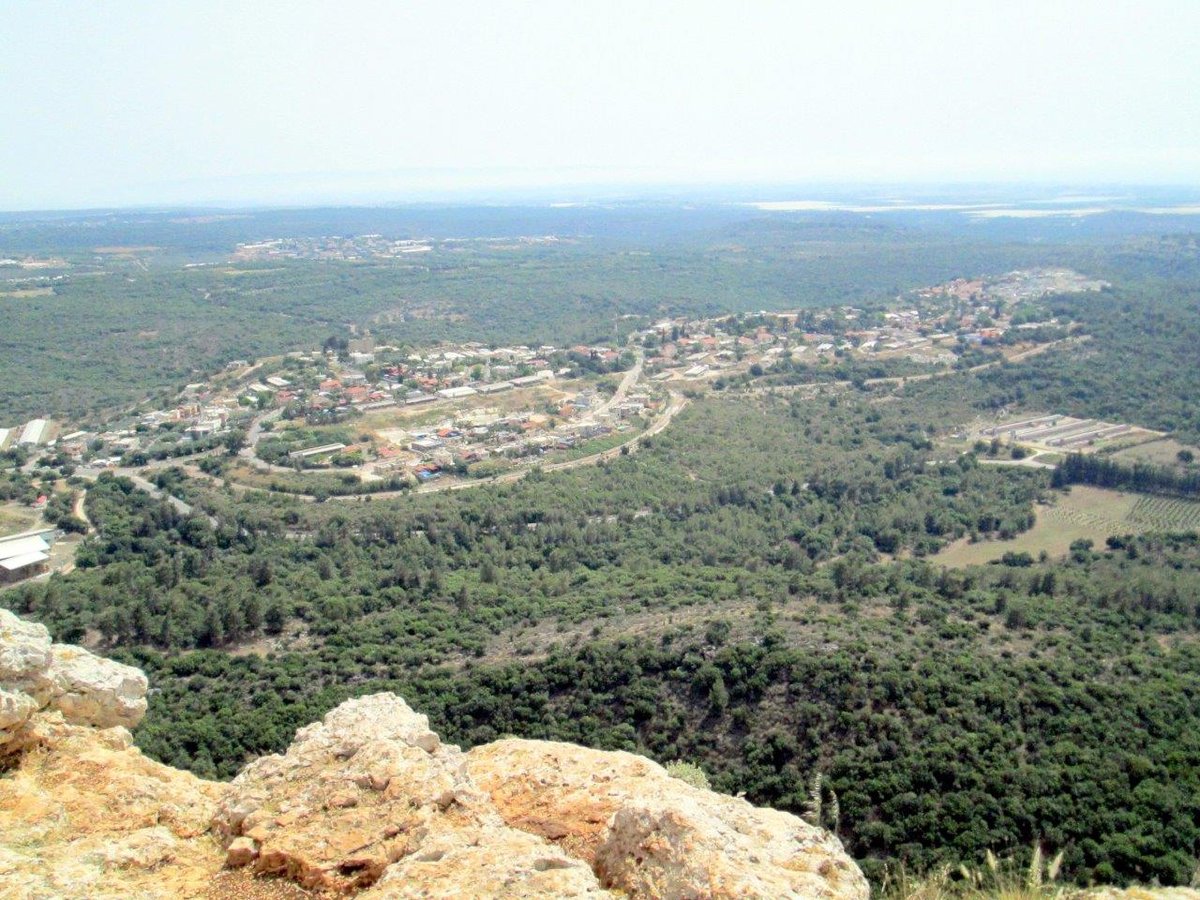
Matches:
[213,692,610,896]
[0,713,224,900]
[365,822,609,898]
[45,643,148,729]
[466,738,870,900]
[0,689,37,739]
[0,608,148,748]
[0,609,52,683]
[225,835,259,868]
[1,647,870,900]
[596,798,864,899]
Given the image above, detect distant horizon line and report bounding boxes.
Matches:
[3,176,1200,217]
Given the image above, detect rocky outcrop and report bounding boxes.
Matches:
[1,609,868,898]
[212,694,609,898]
[468,739,867,899]
[0,713,223,899]
[0,608,147,758]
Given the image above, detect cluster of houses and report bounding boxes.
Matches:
[221,336,652,478]
[283,378,656,480]
[2,387,247,470]
[139,393,236,442]
[19,333,641,481]
[637,268,1089,382]
[375,386,659,479]
[981,268,1109,304]
[256,338,611,419]
[635,308,962,380]
[275,334,628,415]
[233,233,563,263]
[234,235,434,262]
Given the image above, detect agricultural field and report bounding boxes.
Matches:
[1111,436,1200,467]
[1127,494,1200,531]
[938,485,1200,567]
[0,502,40,536]
[936,486,1141,566]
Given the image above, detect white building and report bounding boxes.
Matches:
[18,419,47,446]
[0,530,55,583]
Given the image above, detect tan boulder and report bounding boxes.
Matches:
[224,835,260,868]
[0,609,53,683]
[466,738,869,900]
[0,688,38,750]
[212,693,608,895]
[364,821,609,898]
[46,643,148,729]
[0,609,148,747]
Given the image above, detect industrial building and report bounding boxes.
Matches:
[0,529,56,584]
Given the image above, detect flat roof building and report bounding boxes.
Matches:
[288,442,347,459]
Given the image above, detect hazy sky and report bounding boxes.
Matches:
[2,0,1199,209]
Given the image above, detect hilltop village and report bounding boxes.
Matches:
[0,266,1112,582]
[1,267,1097,480]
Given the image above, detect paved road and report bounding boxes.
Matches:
[242,407,283,453]
[596,348,644,414]
[238,408,297,473]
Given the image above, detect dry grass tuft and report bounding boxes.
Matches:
[881,844,1076,899]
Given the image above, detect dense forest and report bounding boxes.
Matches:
[1052,452,1200,497]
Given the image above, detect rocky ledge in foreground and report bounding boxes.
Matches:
[1,608,867,899]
